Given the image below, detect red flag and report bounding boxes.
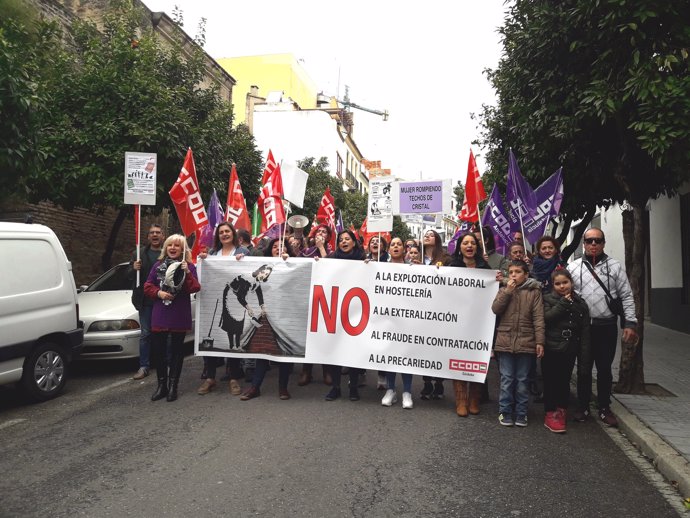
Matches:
[459,149,488,222]
[257,163,285,233]
[225,163,251,231]
[262,149,278,184]
[317,187,337,249]
[169,148,208,236]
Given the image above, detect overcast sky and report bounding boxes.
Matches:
[145,0,508,186]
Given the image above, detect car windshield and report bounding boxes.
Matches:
[85,264,131,292]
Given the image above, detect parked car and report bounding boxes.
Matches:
[0,222,83,401]
[77,263,196,360]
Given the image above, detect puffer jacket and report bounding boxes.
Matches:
[543,292,591,361]
[491,278,545,354]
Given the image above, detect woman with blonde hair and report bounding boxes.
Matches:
[144,234,200,402]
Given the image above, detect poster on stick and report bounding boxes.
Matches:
[392,179,452,215]
[367,178,394,232]
[124,152,157,205]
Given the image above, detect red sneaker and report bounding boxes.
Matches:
[557,407,568,433]
[544,410,566,433]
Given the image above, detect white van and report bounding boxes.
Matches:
[0,222,83,401]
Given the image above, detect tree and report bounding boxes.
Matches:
[0,0,58,197]
[476,0,690,392]
[11,0,263,268]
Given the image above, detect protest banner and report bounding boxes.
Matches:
[196,257,498,382]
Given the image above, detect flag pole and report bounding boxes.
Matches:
[377,232,381,262]
[281,202,291,257]
[542,167,563,238]
[135,204,141,287]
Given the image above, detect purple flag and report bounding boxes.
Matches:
[199,189,225,250]
[208,189,225,228]
[506,150,538,238]
[335,210,344,234]
[481,184,513,256]
[521,168,564,244]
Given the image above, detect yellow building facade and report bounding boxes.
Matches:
[217,54,318,125]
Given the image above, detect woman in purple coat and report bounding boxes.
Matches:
[144,234,200,402]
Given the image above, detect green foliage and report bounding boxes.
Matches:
[289,156,369,234]
[0,4,58,197]
[7,0,262,213]
[476,0,690,217]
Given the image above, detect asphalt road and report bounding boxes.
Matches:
[0,356,680,518]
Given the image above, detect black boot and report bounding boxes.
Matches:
[151,372,168,401]
[166,378,179,402]
[166,349,184,402]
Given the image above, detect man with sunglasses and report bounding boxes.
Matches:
[567,228,638,427]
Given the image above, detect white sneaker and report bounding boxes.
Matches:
[381,389,397,406]
[402,392,414,409]
[377,374,387,390]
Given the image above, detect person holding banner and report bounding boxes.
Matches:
[380,237,416,409]
[448,232,492,417]
[144,234,201,402]
[239,239,295,401]
[491,260,545,427]
[420,230,450,400]
[325,230,366,402]
[297,224,334,387]
[365,234,391,390]
[197,222,249,396]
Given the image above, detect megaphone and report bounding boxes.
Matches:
[287,214,309,239]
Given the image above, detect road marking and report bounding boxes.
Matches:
[87,378,132,395]
[0,419,27,430]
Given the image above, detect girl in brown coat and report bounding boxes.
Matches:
[491,260,545,427]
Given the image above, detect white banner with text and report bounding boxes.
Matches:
[195,257,498,382]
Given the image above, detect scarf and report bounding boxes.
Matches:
[333,247,365,261]
[156,257,185,303]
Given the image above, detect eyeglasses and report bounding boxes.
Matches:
[584,238,604,245]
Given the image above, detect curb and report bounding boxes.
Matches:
[611,396,690,499]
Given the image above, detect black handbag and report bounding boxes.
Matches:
[131,285,145,311]
[583,260,625,329]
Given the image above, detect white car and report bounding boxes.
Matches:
[78,263,195,360]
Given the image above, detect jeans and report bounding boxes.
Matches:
[577,322,618,409]
[498,352,533,417]
[252,359,292,390]
[138,304,153,369]
[542,350,576,411]
[386,372,413,393]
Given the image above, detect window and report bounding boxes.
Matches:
[336,154,343,179]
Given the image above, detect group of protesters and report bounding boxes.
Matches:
[128,219,638,434]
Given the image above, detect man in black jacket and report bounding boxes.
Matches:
[127,224,164,379]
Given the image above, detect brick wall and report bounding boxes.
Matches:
[0,200,172,286]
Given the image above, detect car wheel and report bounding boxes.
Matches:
[21,342,68,401]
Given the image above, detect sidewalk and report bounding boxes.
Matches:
[608,320,690,499]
